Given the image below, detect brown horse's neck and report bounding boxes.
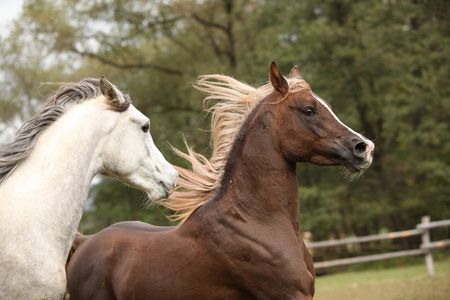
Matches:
[210,104,301,233]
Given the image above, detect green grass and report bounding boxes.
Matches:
[314,255,450,300]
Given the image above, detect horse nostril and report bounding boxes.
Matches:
[353,142,367,159]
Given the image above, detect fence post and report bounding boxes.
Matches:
[420,215,435,276]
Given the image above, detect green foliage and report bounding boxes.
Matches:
[284,0,450,240]
[79,177,177,234]
[0,0,448,240]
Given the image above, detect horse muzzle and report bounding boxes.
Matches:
[345,139,375,173]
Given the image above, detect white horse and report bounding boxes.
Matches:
[0,76,178,300]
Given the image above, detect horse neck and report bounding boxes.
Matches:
[1,105,107,248]
[213,109,301,232]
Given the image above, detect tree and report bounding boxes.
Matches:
[283,0,450,241]
[1,0,448,248]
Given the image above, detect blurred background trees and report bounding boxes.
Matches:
[1,0,449,250]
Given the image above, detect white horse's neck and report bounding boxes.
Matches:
[0,101,113,259]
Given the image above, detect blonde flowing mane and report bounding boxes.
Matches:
[163,73,310,223]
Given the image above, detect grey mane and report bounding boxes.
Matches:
[0,106,65,185]
[0,78,129,185]
[43,78,102,107]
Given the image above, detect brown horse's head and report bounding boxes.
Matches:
[265,62,374,173]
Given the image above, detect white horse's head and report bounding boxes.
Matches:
[95,76,178,202]
[0,76,178,300]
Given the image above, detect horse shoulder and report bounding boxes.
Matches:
[200,213,314,298]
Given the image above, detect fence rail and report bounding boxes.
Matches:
[306,216,450,276]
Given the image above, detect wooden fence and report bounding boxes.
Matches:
[306,216,450,276]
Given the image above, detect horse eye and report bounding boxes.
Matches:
[302,107,315,116]
[141,122,150,133]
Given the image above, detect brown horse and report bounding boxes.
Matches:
[66,62,374,300]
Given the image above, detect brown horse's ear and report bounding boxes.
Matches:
[289,66,303,80]
[99,75,117,100]
[269,62,289,97]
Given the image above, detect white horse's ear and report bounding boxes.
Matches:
[99,76,118,100]
[289,66,303,80]
[269,61,289,97]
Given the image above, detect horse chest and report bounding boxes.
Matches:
[236,248,312,297]
[205,225,314,299]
